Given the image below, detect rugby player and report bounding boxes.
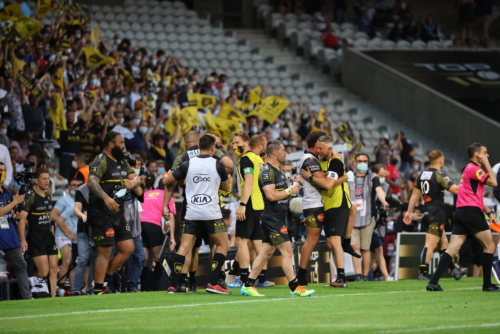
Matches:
[240,140,315,297]
[427,143,499,291]
[404,150,467,280]
[231,132,267,286]
[163,134,231,294]
[87,131,142,294]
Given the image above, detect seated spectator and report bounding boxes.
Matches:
[9,132,31,162]
[389,20,407,42]
[315,5,331,32]
[321,26,341,49]
[420,15,439,42]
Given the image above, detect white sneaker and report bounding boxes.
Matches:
[386,277,395,281]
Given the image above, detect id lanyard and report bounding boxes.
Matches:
[354,176,366,217]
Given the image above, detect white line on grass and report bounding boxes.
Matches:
[379,322,500,333]
[0,287,480,321]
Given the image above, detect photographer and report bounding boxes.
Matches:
[371,164,400,281]
[18,168,58,297]
[0,162,31,299]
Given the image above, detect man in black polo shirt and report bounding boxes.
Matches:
[59,102,80,180]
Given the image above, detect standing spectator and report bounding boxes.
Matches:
[79,119,98,160]
[315,5,331,31]
[0,77,25,132]
[21,94,44,136]
[124,121,147,154]
[149,134,169,168]
[72,153,89,183]
[475,0,493,47]
[58,109,80,180]
[334,0,347,23]
[0,122,9,149]
[0,144,12,186]
[374,138,391,164]
[348,154,388,281]
[458,0,476,45]
[420,16,440,42]
[387,154,402,197]
[399,131,414,178]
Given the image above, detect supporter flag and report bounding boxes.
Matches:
[180,107,202,135]
[51,68,64,89]
[242,86,261,110]
[18,73,42,97]
[216,117,243,145]
[335,122,357,146]
[204,110,222,137]
[14,17,42,39]
[249,95,290,124]
[187,93,216,109]
[83,46,115,68]
[49,93,67,140]
[11,57,25,79]
[216,103,247,124]
[164,106,180,137]
[57,38,71,53]
[4,3,23,17]
[90,26,101,48]
[316,108,325,122]
[358,132,365,149]
[37,0,57,19]
[0,20,14,41]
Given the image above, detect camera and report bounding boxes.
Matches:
[14,161,37,196]
[376,204,389,227]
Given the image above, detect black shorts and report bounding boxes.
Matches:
[89,215,133,247]
[324,207,349,238]
[458,236,483,267]
[236,208,263,240]
[303,207,324,229]
[26,230,58,258]
[452,207,489,236]
[180,220,210,248]
[420,207,446,238]
[260,213,290,246]
[141,222,165,249]
[183,219,227,238]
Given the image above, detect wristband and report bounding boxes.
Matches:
[286,188,292,196]
[487,212,493,216]
[239,202,246,207]
[309,176,313,182]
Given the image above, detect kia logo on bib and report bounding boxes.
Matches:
[191,194,212,205]
[193,174,210,183]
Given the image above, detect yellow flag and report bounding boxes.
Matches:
[243,86,261,110]
[179,107,202,135]
[51,68,64,89]
[14,17,42,39]
[4,3,23,18]
[204,110,222,138]
[248,96,290,124]
[216,103,247,124]
[215,117,243,145]
[187,93,216,109]
[165,106,180,136]
[11,58,25,79]
[90,26,102,48]
[37,0,57,19]
[49,93,67,140]
[83,46,115,68]
[18,74,42,97]
[316,109,325,123]
[335,122,356,147]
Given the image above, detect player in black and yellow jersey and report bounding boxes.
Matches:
[404,150,466,280]
[18,169,58,297]
[87,131,142,294]
[301,135,351,287]
[241,140,314,298]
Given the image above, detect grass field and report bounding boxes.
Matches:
[1,278,499,333]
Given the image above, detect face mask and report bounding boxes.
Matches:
[191,81,197,86]
[70,190,76,196]
[0,129,6,136]
[77,70,84,76]
[379,177,386,184]
[0,2,4,9]
[284,172,291,179]
[357,163,368,173]
[410,177,416,182]
[0,172,6,184]
[390,159,399,166]
[177,82,185,88]
[3,120,10,126]
[215,143,222,149]
[237,87,243,93]
[259,149,266,158]
[250,126,258,133]
[233,145,244,156]
[72,160,78,169]
[22,143,29,148]
[273,124,280,129]
[111,145,125,161]
[162,81,168,87]
[134,119,141,125]
[114,188,127,199]
[102,95,110,102]
[413,165,420,171]
[151,59,157,66]
[283,114,290,120]
[139,126,148,134]
[132,129,136,133]
[78,84,86,90]
[118,98,125,104]
[115,39,121,45]
[186,89,193,94]
[157,167,165,175]
[132,168,140,175]
[90,79,98,86]
[169,101,176,106]
[75,34,81,39]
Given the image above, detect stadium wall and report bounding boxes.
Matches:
[342,48,500,163]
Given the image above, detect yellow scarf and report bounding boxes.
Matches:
[153,146,166,157]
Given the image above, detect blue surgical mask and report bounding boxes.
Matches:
[139,126,148,134]
[3,120,10,126]
[379,177,386,184]
[237,87,243,93]
[134,119,141,125]
[177,82,185,88]
[77,70,84,75]
[78,84,86,90]
[118,98,126,104]
[169,101,176,106]
[70,190,76,196]
[132,129,136,133]
[157,167,165,175]
[90,79,99,86]
[0,2,4,9]
[102,95,110,102]
[250,126,258,133]
[357,163,368,173]
[151,59,157,66]
[162,81,168,87]
[75,34,81,39]
[186,89,193,94]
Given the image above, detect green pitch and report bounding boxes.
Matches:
[1,278,499,333]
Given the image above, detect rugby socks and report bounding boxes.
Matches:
[244,278,256,288]
[440,249,461,273]
[179,273,188,285]
[141,267,152,291]
[219,270,226,280]
[240,268,249,283]
[228,260,240,275]
[258,269,267,284]
[482,252,494,288]
[288,277,300,292]
[152,263,163,291]
[337,268,345,280]
[94,283,104,294]
[297,267,307,281]
[429,253,452,285]
[189,271,197,284]
[419,248,428,274]
[171,254,186,288]
[210,253,226,286]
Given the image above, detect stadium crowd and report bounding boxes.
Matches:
[0,0,499,299]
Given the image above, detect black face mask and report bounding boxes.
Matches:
[409,177,416,182]
[111,145,126,161]
[390,159,399,166]
[215,143,222,149]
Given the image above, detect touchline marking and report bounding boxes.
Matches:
[379,322,500,333]
[0,287,480,321]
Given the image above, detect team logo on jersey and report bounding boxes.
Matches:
[423,195,432,203]
[148,192,160,197]
[476,169,485,179]
[421,171,433,180]
[193,174,210,183]
[317,214,324,222]
[280,226,288,234]
[105,228,115,237]
[191,194,212,205]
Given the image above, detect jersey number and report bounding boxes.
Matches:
[421,181,430,195]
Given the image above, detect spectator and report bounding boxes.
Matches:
[458,0,475,45]
[72,153,89,183]
[315,5,331,31]
[21,94,44,136]
[58,109,80,180]
[387,154,402,198]
[124,121,146,154]
[399,131,414,177]
[9,132,31,162]
[149,133,169,167]
[358,10,374,36]
[78,119,98,160]
[334,0,347,23]
[321,26,341,49]
[0,122,9,147]
[0,144,12,186]
[475,0,493,47]
[374,138,391,164]
[420,15,440,43]
[0,77,25,132]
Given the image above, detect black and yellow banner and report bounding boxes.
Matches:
[14,17,42,39]
[18,74,42,97]
[37,0,57,19]
[49,93,67,140]
[216,103,246,124]
[335,122,356,146]
[248,95,289,124]
[242,86,261,110]
[179,107,202,135]
[187,93,216,109]
[51,68,64,89]
[83,46,115,68]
